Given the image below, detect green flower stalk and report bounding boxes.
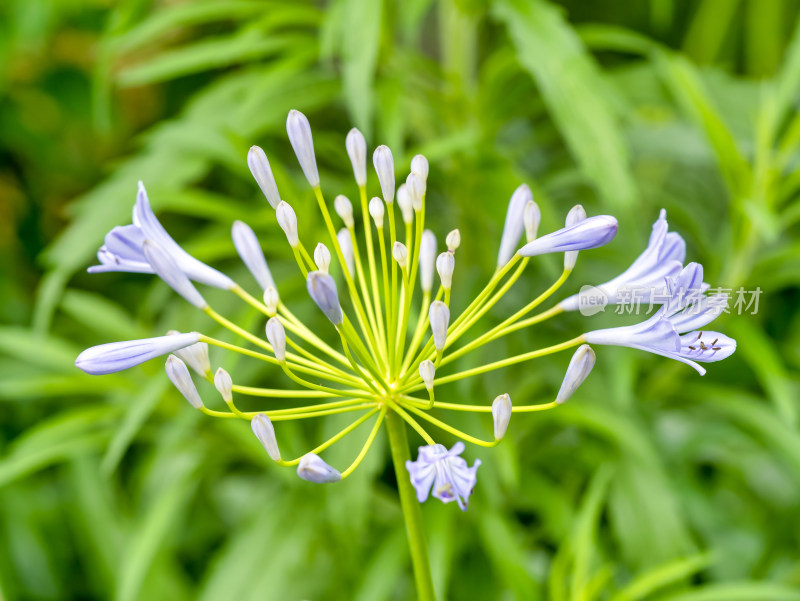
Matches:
[75,110,736,601]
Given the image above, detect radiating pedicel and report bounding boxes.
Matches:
[76,109,736,514]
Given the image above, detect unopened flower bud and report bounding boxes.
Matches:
[419,230,437,293]
[214,367,233,403]
[263,286,279,315]
[251,413,281,462]
[276,201,299,247]
[314,243,331,273]
[76,332,201,375]
[373,145,395,204]
[265,317,286,362]
[307,271,343,325]
[286,109,319,187]
[297,453,341,483]
[564,204,587,270]
[393,241,408,269]
[165,355,203,409]
[143,240,207,309]
[518,215,617,259]
[556,344,595,404]
[397,184,414,224]
[334,195,354,228]
[346,128,367,186]
[436,252,455,290]
[497,184,531,268]
[446,229,461,252]
[524,200,541,242]
[411,154,429,182]
[429,301,450,352]
[419,360,435,390]
[232,220,275,291]
[369,197,385,228]
[337,229,355,276]
[168,330,210,376]
[406,172,425,211]
[247,146,281,208]
[491,393,512,440]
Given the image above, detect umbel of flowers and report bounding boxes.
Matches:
[76,111,736,507]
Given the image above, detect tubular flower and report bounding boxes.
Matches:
[76,110,735,510]
[584,263,735,375]
[560,209,687,311]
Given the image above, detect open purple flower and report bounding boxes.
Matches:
[89,182,232,289]
[406,442,481,511]
[561,209,687,311]
[584,263,735,374]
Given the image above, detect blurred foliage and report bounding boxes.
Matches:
[2,0,800,599]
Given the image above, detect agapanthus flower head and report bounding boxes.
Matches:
[76,111,736,513]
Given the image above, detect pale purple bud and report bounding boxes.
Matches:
[337,228,355,276]
[397,184,414,224]
[314,242,331,273]
[263,286,279,315]
[276,201,299,247]
[142,240,207,309]
[307,271,343,325]
[429,301,450,351]
[76,332,201,375]
[265,317,286,362]
[168,330,210,376]
[491,393,512,440]
[214,367,233,403]
[286,109,319,187]
[419,360,435,390]
[497,184,532,268]
[232,220,275,291]
[406,172,425,212]
[165,355,204,409]
[297,453,341,483]
[393,241,408,269]
[334,195,354,228]
[369,197,385,228]
[564,204,588,270]
[518,215,618,258]
[252,413,281,462]
[247,146,281,208]
[436,252,454,290]
[419,230,437,293]
[411,154,429,182]
[556,344,595,404]
[524,200,541,243]
[345,128,367,186]
[373,145,395,204]
[446,229,460,252]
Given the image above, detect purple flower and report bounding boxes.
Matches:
[584,263,735,374]
[75,332,201,375]
[88,182,232,289]
[405,442,481,511]
[518,215,618,258]
[561,209,687,311]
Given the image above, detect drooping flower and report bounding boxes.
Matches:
[584,263,735,374]
[298,453,341,483]
[560,209,686,311]
[406,442,481,511]
[88,182,233,289]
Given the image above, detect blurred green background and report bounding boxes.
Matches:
[2,0,800,599]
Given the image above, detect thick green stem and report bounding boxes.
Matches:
[385,410,436,601]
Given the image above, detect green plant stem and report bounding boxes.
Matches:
[385,409,436,601]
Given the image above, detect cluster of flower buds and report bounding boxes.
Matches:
[76,110,735,510]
